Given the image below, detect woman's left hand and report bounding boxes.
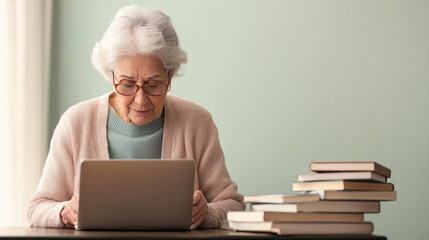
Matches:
[191,190,208,229]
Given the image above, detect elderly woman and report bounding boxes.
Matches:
[27,5,245,229]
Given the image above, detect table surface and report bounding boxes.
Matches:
[0,227,387,240]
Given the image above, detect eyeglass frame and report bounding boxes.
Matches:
[112,70,172,96]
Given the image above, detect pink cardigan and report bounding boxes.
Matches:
[27,92,245,228]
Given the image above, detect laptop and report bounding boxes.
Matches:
[76,159,195,231]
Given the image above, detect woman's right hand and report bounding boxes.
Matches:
[60,195,79,227]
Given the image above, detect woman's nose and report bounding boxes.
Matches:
[134,87,149,105]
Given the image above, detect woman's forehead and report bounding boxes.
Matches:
[115,55,166,74]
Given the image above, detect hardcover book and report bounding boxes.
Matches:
[244,193,319,204]
[307,190,397,201]
[310,161,391,178]
[292,180,394,191]
[297,171,386,183]
[227,211,364,222]
[228,221,374,235]
[250,200,380,213]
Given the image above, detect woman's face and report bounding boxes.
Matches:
[111,54,172,126]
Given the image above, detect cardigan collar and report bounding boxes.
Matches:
[96,91,174,160]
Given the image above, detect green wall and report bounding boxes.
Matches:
[49,0,429,238]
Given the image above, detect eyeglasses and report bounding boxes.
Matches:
[112,71,171,96]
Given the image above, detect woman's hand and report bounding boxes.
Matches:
[60,195,79,227]
[191,190,208,230]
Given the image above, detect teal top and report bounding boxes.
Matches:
[107,106,164,159]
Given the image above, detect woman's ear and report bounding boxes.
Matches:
[169,70,175,82]
[167,70,175,92]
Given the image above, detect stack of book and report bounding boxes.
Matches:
[227,161,396,235]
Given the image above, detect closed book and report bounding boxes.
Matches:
[307,190,397,201]
[310,161,391,178]
[228,221,374,235]
[227,211,364,222]
[297,172,386,183]
[244,193,319,204]
[250,201,380,213]
[293,181,394,191]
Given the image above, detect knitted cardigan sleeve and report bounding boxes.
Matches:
[27,110,75,228]
[197,116,246,228]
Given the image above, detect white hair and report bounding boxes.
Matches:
[91,5,188,82]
